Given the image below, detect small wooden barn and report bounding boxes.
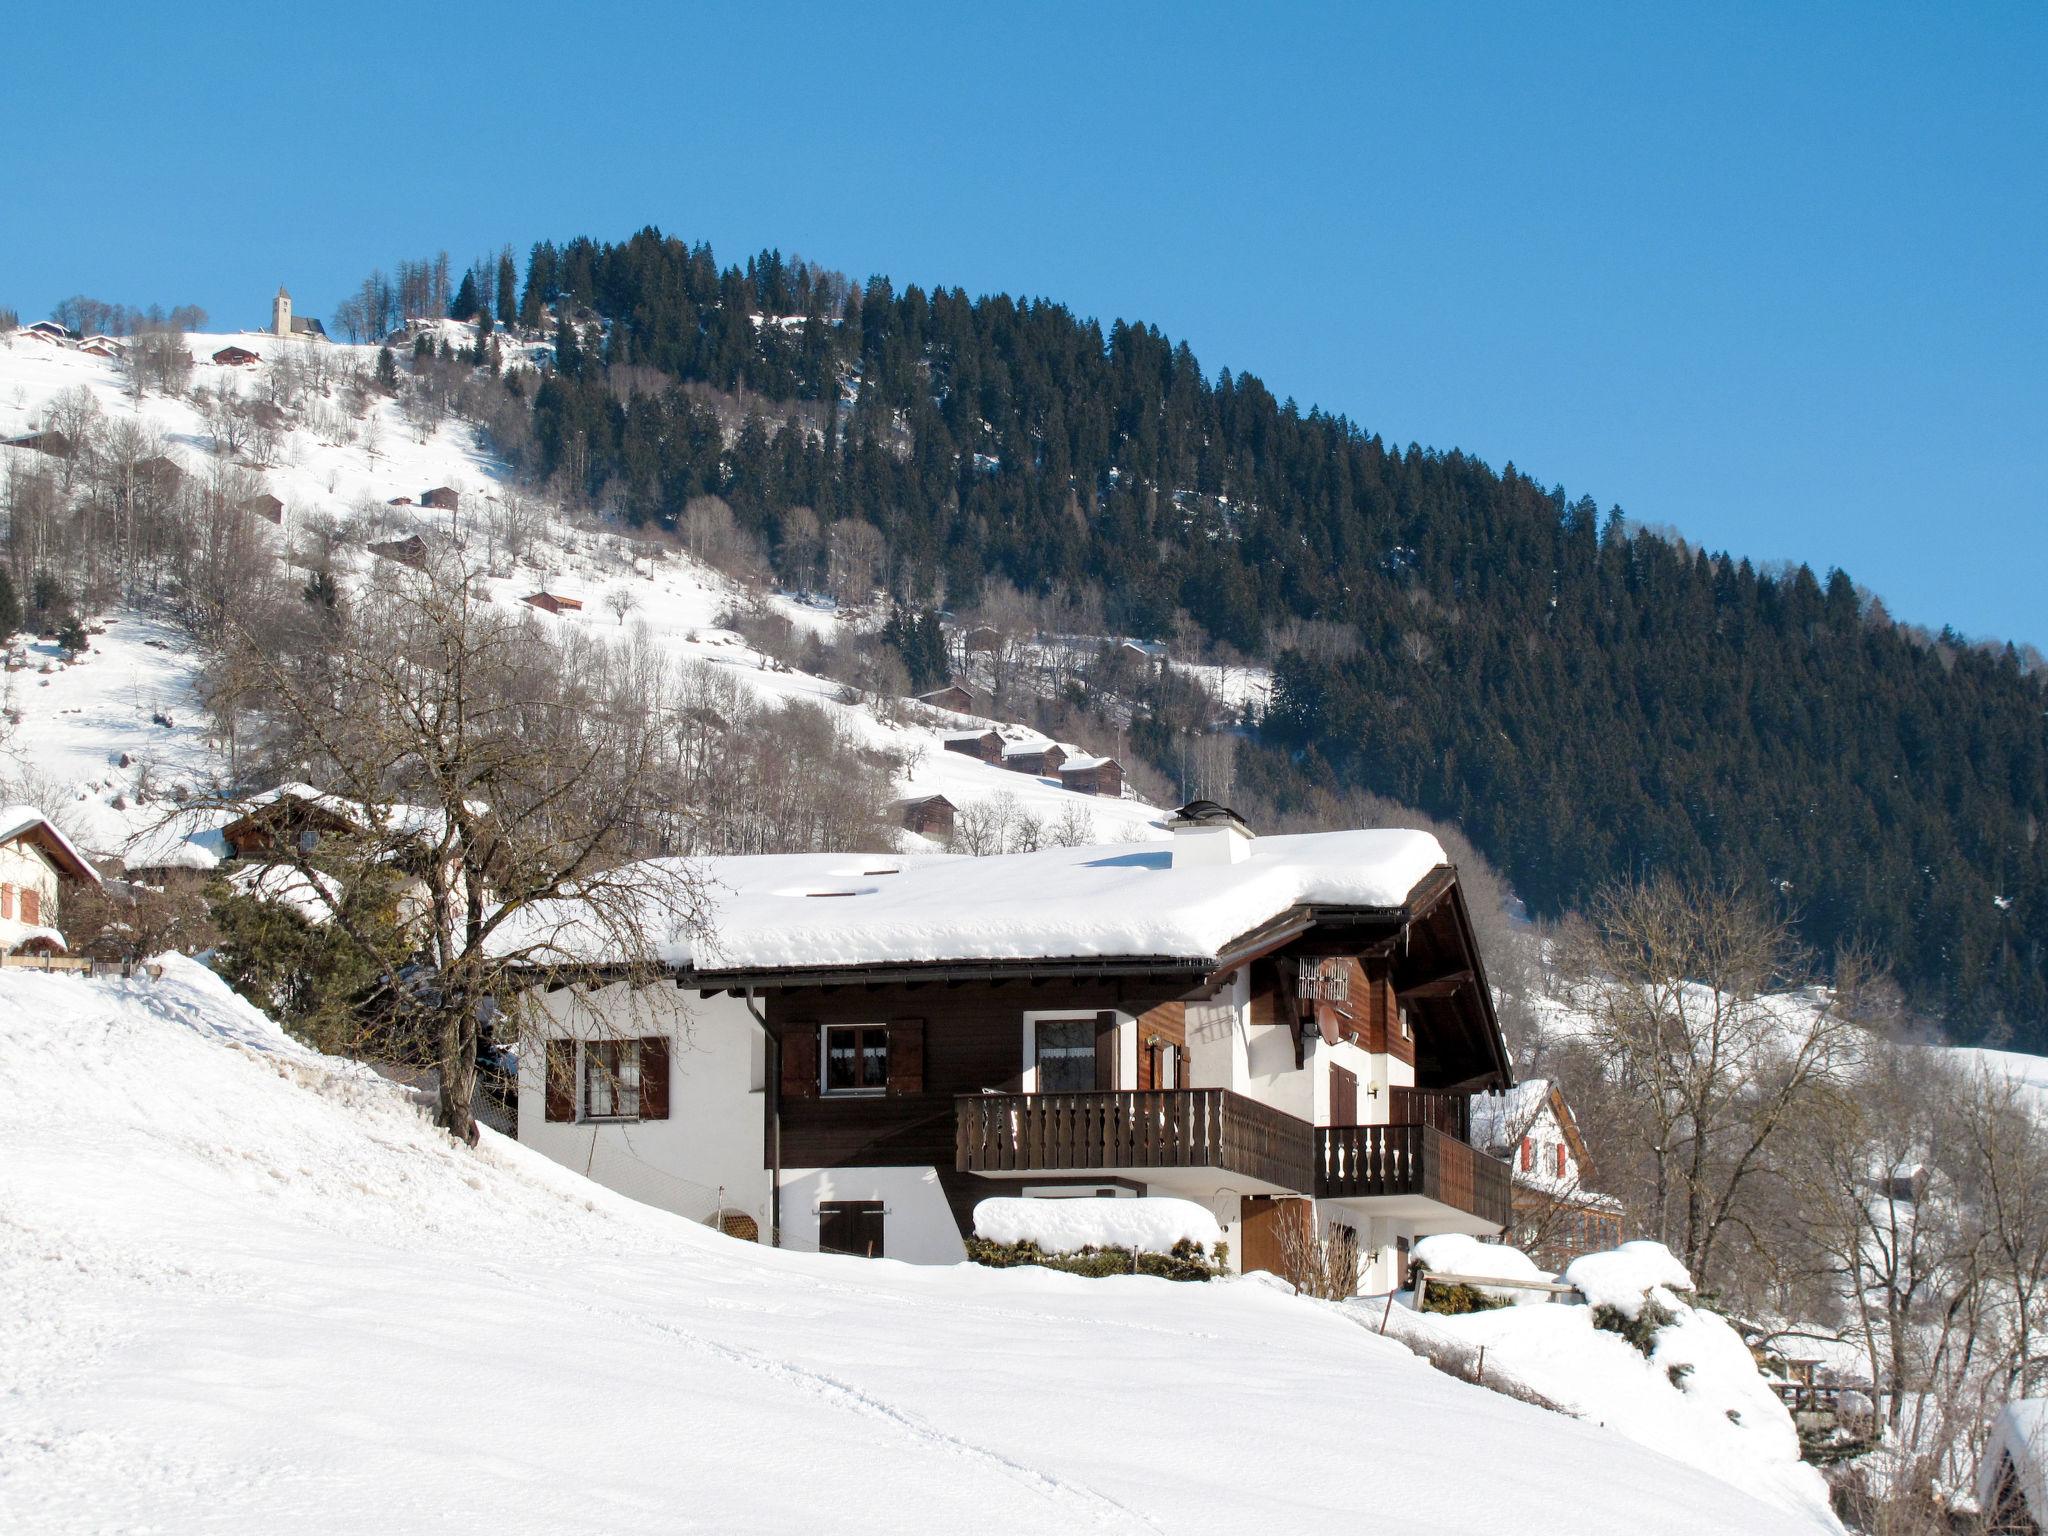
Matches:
[961,625,1003,654]
[1001,740,1067,776]
[896,795,955,841]
[240,493,285,525]
[136,456,185,494]
[1057,755,1124,797]
[915,684,975,713]
[369,535,429,569]
[523,592,583,615]
[4,429,74,459]
[942,730,1005,765]
[211,345,260,367]
[421,486,459,511]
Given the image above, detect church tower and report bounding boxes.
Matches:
[272,286,292,338]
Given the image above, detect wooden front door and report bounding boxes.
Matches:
[1329,1063,1358,1126]
[1240,1195,1310,1277]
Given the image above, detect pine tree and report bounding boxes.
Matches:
[449,271,480,321]
[553,312,581,378]
[374,345,399,393]
[495,250,517,329]
[0,566,19,638]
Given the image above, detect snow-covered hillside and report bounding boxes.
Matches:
[0,959,1840,1534]
[0,325,1176,862]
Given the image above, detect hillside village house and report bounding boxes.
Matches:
[941,729,1004,765]
[914,684,976,713]
[1001,739,1067,776]
[1058,754,1124,797]
[1472,1077,1624,1268]
[895,794,955,841]
[0,806,103,954]
[511,802,1514,1285]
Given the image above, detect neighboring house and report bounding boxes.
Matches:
[896,794,955,841]
[1982,1400,2047,1534]
[1472,1077,1623,1268]
[511,800,1514,1281]
[961,625,1003,654]
[1057,755,1124,798]
[240,493,285,525]
[1001,739,1067,777]
[523,592,583,615]
[0,806,103,953]
[25,321,73,341]
[136,455,185,495]
[421,486,459,511]
[942,730,1004,765]
[914,684,975,713]
[211,345,260,366]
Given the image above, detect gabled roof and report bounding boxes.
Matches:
[0,806,103,885]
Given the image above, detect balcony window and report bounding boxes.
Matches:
[1034,1017,1097,1092]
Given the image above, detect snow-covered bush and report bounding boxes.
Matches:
[969,1197,1228,1281]
[1410,1233,1553,1312]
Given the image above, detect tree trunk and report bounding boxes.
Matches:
[438,1002,478,1146]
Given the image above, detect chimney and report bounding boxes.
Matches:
[1166,800,1254,867]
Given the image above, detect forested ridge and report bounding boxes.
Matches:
[469,227,2043,1045]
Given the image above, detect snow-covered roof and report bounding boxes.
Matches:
[1060,754,1115,772]
[505,828,1449,975]
[1982,1400,2048,1525]
[0,805,102,885]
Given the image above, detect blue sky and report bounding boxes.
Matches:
[9,3,2042,646]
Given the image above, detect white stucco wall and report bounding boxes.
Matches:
[779,1165,966,1265]
[517,983,769,1237]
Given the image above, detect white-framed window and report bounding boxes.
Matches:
[823,1024,889,1094]
[1033,1016,1097,1092]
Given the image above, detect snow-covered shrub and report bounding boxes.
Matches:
[1410,1232,1553,1312]
[969,1197,1228,1281]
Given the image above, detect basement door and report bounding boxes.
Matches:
[1239,1195,1311,1278]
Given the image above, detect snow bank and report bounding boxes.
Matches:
[974,1196,1223,1255]
[1413,1270,1837,1530]
[1411,1233,1553,1299]
[1564,1240,1696,1316]
[0,961,1835,1534]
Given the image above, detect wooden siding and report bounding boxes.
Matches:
[956,1089,1316,1194]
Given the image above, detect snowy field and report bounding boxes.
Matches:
[0,960,1840,1535]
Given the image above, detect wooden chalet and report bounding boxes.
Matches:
[421,486,459,511]
[961,624,1003,654]
[1057,755,1124,797]
[915,684,976,713]
[523,592,583,615]
[240,493,285,525]
[219,789,364,861]
[211,345,260,366]
[896,794,955,840]
[4,429,74,459]
[1001,740,1067,776]
[513,801,1515,1277]
[942,730,1005,765]
[24,321,72,341]
[387,495,415,507]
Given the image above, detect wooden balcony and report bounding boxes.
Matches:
[1315,1122,1512,1228]
[956,1089,1315,1194]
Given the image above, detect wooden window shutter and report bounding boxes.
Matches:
[886,1018,924,1096]
[1555,1143,1567,1178]
[639,1036,671,1121]
[1093,1011,1118,1091]
[1520,1135,1534,1172]
[781,1024,819,1100]
[544,1039,575,1122]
